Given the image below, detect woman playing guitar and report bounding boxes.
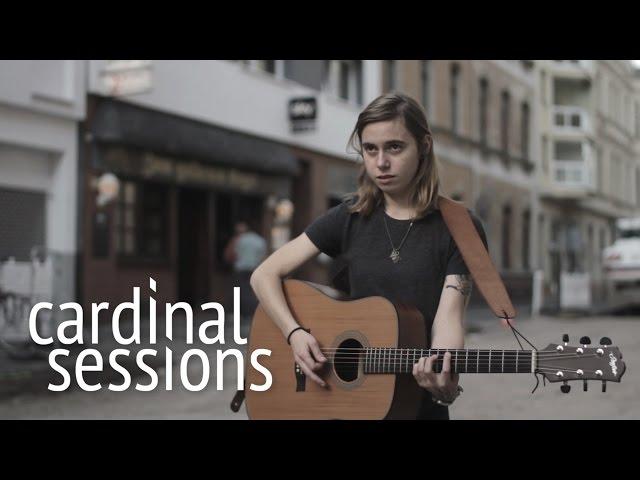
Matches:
[250,93,487,419]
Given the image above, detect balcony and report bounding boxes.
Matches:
[552,160,594,189]
[551,106,592,135]
[545,140,597,197]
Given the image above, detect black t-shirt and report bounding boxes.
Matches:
[304,199,488,346]
[304,198,488,420]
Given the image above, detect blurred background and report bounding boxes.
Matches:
[0,60,639,419]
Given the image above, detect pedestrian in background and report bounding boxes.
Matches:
[224,221,267,328]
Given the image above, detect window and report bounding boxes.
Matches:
[502,205,512,270]
[385,60,396,92]
[245,60,285,79]
[257,60,276,74]
[587,224,594,270]
[0,188,46,262]
[450,63,460,134]
[538,213,545,271]
[501,90,510,156]
[114,180,169,260]
[421,60,431,109]
[323,60,363,105]
[637,167,640,207]
[597,147,603,192]
[479,78,489,145]
[522,209,530,270]
[521,102,530,160]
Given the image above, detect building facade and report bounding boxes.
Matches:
[79,60,381,310]
[0,60,85,308]
[536,60,640,309]
[387,60,539,304]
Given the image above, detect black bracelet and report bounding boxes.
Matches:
[286,326,311,345]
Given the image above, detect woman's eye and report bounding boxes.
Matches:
[389,144,402,151]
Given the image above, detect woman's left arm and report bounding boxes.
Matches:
[431,273,472,350]
[412,273,472,402]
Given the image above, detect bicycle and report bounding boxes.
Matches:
[0,247,55,360]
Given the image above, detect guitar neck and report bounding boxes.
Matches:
[361,348,534,374]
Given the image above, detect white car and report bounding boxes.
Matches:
[602,217,640,308]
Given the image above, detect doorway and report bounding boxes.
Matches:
[178,188,210,305]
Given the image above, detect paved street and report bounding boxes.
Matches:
[1,310,637,420]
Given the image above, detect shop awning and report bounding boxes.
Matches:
[89,96,300,176]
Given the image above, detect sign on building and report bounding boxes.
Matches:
[100,60,153,96]
[560,272,592,310]
[288,97,317,133]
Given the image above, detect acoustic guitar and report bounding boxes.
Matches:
[244,280,626,420]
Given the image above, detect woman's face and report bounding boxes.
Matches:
[361,118,421,197]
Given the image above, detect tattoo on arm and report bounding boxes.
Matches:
[445,275,473,306]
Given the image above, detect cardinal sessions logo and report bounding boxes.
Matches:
[28,277,272,393]
[609,352,618,375]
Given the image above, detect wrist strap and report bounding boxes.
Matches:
[286,326,311,345]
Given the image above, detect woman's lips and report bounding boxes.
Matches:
[377,175,395,184]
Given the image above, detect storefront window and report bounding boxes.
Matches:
[114,180,169,261]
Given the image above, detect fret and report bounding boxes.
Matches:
[405,348,408,373]
[501,350,504,373]
[383,348,387,374]
[454,350,458,373]
[476,349,479,373]
[516,350,519,373]
[488,349,491,373]
[465,350,468,374]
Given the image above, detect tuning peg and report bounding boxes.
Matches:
[602,381,607,393]
[583,380,588,392]
[580,336,591,346]
[561,382,571,394]
[600,337,612,346]
[562,334,569,345]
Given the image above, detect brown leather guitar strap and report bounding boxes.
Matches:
[438,195,516,321]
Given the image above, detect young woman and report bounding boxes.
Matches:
[250,93,487,420]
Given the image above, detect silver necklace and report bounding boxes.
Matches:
[382,212,415,264]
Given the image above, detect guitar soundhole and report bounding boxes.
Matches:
[333,338,362,383]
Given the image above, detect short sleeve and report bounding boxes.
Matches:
[445,211,489,276]
[304,202,350,258]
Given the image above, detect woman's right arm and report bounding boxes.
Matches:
[249,232,328,387]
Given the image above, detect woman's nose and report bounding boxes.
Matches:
[376,152,390,169]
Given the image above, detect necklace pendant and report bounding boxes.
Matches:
[390,249,401,263]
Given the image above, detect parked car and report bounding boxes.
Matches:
[603,217,640,308]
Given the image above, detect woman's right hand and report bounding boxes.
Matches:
[289,330,328,388]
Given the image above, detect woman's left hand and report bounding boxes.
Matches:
[412,351,460,402]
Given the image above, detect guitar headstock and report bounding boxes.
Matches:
[537,335,626,393]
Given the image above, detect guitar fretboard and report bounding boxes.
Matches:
[357,348,533,374]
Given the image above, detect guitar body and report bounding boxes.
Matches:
[245,280,426,420]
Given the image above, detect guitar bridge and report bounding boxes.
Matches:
[294,363,306,392]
